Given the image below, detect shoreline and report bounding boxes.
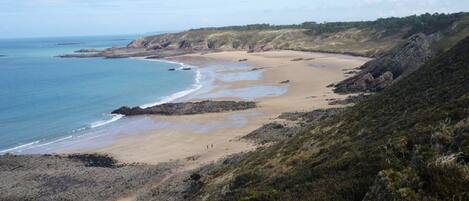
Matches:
[1,50,371,169]
[91,50,371,169]
[137,58,204,108]
[0,58,203,154]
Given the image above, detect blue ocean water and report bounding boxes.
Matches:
[0,35,196,153]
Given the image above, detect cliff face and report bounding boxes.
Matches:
[334,33,435,93]
[334,16,469,93]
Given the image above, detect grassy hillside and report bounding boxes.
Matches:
[145,36,469,201]
[128,13,469,58]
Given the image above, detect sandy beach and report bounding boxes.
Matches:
[94,50,370,169]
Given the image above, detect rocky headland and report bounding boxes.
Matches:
[112,100,257,116]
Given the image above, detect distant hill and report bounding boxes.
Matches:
[129,13,468,56]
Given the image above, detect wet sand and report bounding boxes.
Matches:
[93,50,370,169]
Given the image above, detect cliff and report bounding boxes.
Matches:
[335,16,469,93]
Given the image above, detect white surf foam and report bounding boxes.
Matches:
[90,114,124,128]
[31,135,73,148]
[0,135,77,154]
[0,140,40,154]
[140,61,203,108]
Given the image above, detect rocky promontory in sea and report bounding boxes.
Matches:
[112,100,256,116]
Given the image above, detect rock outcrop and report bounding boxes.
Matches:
[0,154,175,201]
[334,33,435,93]
[112,100,256,116]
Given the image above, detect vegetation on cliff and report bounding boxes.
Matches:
[140,36,469,201]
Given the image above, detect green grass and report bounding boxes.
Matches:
[192,36,469,201]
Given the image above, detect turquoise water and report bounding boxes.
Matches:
[0,36,196,153]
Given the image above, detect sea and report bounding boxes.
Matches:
[0,35,199,153]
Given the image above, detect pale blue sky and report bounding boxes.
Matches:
[1,0,468,38]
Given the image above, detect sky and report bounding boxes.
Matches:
[0,0,469,38]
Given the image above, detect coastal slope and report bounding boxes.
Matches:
[137,36,469,201]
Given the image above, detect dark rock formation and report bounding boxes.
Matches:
[67,154,119,168]
[279,80,290,84]
[247,44,273,53]
[179,40,192,49]
[291,58,304,61]
[58,48,197,59]
[250,67,264,71]
[238,59,248,62]
[112,100,256,116]
[334,33,435,93]
[0,154,175,201]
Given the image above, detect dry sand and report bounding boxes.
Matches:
[94,50,370,169]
